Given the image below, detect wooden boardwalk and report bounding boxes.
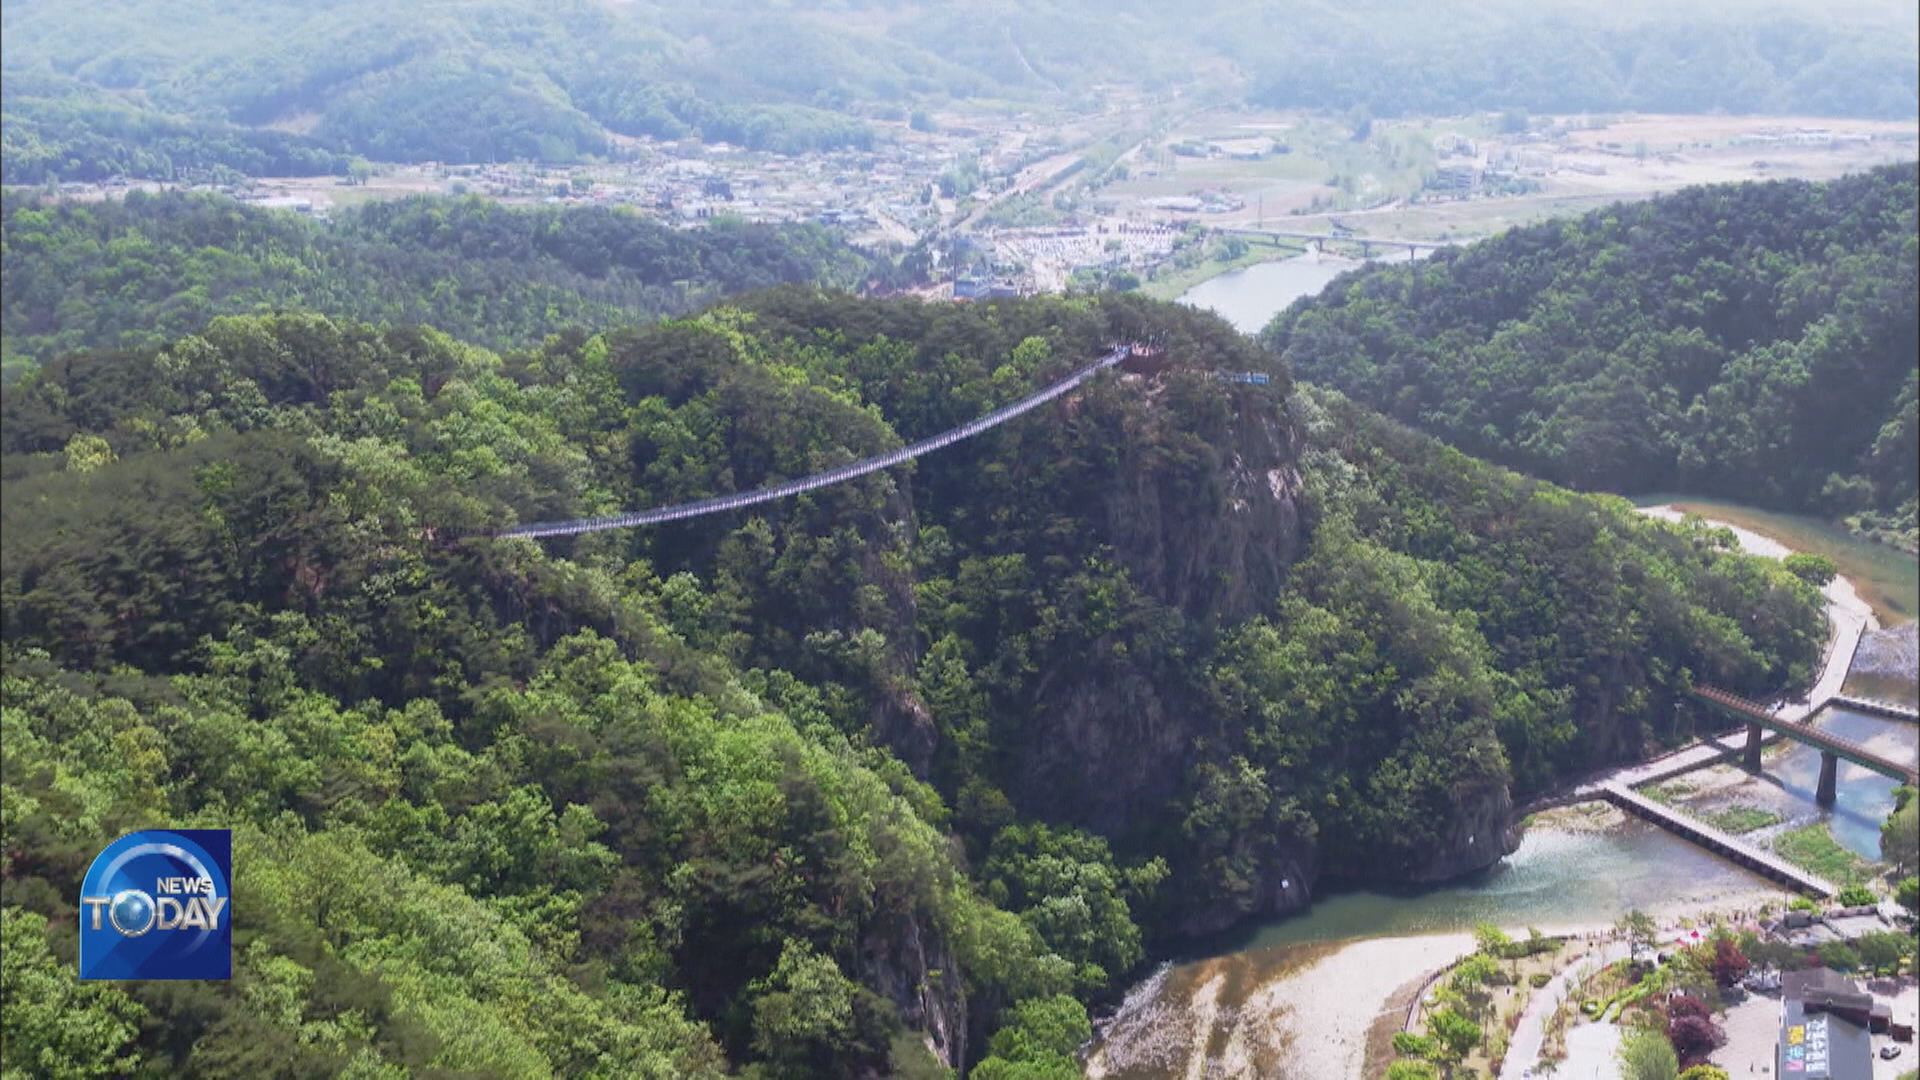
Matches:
[1597,781,1836,897]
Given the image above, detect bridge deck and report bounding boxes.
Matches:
[1692,687,1918,785]
[1598,781,1836,898]
[1216,226,1457,251]
[497,343,1143,538]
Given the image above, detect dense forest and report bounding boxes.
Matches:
[1266,163,1920,551]
[0,191,880,381]
[2,289,1824,1076]
[0,69,351,186]
[3,0,1912,179]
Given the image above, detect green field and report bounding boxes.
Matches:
[1632,495,1920,626]
[1700,805,1784,834]
[1102,113,1458,217]
[1771,823,1877,886]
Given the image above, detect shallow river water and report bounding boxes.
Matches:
[1687,705,1917,858]
[1178,251,1416,334]
[1085,818,1785,1079]
[1193,819,1780,954]
[1086,711,1918,1079]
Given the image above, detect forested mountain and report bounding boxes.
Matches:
[1,191,878,380]
[0,68,352,186]
[1223,0,1919,119]
[3,0,1912,180]
[2,292,1823,1076]
[1267,163,1920,550]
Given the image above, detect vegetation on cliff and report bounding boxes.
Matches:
[1,287,1824,1075]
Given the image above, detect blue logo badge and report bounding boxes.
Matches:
[79,829,231,980]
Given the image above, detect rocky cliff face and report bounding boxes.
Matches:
[858,909,967,1069]
[1404,778,1521,883]
[1000,372,1305,840]
[1097,379,1304,624]
[659,312,1536,969]
[1175,844,1320,938]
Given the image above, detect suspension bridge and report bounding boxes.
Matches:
[498,342,1167,539]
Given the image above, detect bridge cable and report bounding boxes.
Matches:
[497,343,1138,539]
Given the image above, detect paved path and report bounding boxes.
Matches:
[1790,606,1870,722]
[1590,728,1774,791]
[1499,939,1631,1080]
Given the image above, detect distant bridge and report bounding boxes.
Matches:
[1216,226,1461,259]
[1691,685,1919,804]
[497,343,1175,539]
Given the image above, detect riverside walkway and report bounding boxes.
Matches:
[1596,781,1837,897]
[1499,939,1632,1080]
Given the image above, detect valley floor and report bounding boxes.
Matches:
[1085,506,1905,1079]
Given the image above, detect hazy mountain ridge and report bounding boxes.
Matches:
[3,0,1912,181]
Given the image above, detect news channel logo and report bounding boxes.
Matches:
[79,829,231,980]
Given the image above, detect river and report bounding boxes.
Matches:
[1178,250,1419,335]
[1083,816,1787,1080]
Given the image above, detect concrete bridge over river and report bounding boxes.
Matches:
[1555,687,1915,897]
[1692,685,1919,804]
[1215,226,1461,260]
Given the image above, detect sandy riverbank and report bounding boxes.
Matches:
[1639,505,1878,631]
[1082,933,1478,1080]
[1088,875,1794,1080]
[1249,932,1476,1079]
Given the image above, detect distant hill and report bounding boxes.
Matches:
[3,0,1913,181]
[1266,163,1920,549]
[0,190,879,378]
